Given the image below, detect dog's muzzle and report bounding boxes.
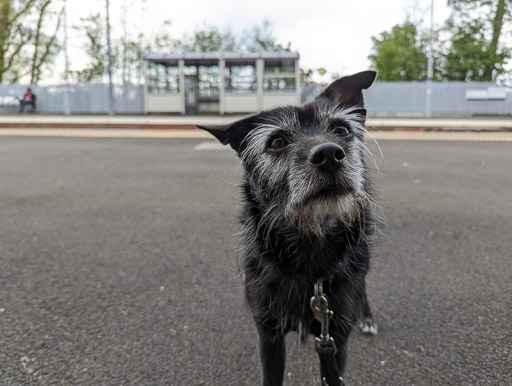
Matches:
[308,143,345,173]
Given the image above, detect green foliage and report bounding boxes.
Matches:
[174,24,239,53]
[368,22,427,81]
[0,0,33,82]
[29,0,63,83]
[441,0,511,81]
[151,20,176,51]
[300,68,314,84]
[110,18,292,84]
[440,18,510,81]
[118,32,150,84]
[300,68,328,84]
[0,0,62,84]
[2,5,291,85]
[168,19,291,54]
[241,19,291,52]
[72,13,116,83]
[369,0,511,82]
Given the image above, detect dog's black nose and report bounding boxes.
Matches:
[308,143,345,171]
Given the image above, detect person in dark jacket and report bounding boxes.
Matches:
[19,88,36,113]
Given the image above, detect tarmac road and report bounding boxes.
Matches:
[0,135,511,385]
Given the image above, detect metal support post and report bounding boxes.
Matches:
[106,0,114,115]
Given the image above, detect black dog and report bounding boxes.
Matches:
[198,71,378,386]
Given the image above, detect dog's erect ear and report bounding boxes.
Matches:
[197,115,259,154]
[319,71,377,108]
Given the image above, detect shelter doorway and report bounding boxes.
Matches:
[184,76,199,115]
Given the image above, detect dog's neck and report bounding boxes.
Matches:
[242,184,370,279]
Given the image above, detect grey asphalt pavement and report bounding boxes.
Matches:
[0,136,511,385]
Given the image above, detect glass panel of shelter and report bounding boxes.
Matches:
[147,61,179,94]
[264,59,295,75]
[198,66,220,99]
[224,61,257,94]
[263,59,296,92]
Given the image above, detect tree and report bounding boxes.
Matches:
[164,19,290,53]
[174,24,239,53]
[301,68,314,84]
[118,3,150,84]
[241,19,291,52]
[441,0,511,81]
[368,22,427,81]
[72,13,115,82]
[0,0,36,83]
[73,16,292,84]
[118,33,150,84]
[440,18,509,81]
[151,20,177,51]
[0,0,62,83]
[29,0,63,83]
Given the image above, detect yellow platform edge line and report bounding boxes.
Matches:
[0,129,512,142]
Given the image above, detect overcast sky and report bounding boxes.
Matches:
[62,0,453,81]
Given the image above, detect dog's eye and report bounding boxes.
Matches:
[269,137,288,151]
[336,126,352,138]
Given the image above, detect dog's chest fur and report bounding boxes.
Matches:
[241,185,371,339]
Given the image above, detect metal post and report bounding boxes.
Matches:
[425,0,434,117]
[63,0,70,115]
[106,0,114,115]
[143,59,148,115]
[256,59,264,110]
[219,58,225,115]
[179,59,185,115]
[295,56,301,105]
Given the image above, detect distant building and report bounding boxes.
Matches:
[143,52,300,115]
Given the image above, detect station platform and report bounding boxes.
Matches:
[1,114,512,132]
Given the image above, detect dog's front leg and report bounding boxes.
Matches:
[333,333,349,377]
[360,287,378,335]
[257,324,286,386]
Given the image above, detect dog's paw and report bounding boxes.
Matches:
[359,318,378,335]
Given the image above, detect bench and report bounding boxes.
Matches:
[0,95,37,113]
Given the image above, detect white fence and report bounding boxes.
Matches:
[0,83,143,114]
[1,82,511,116]
[302,82,512,117]
[365,82,512,117]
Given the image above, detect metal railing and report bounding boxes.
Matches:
[302,82,512,117]
[0,83,143,114]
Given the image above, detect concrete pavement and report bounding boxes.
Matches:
[0,136,511,385]
[1,114,512,131]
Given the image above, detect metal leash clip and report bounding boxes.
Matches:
[310,281,337,354]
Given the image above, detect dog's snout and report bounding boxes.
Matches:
[308,143,345,171]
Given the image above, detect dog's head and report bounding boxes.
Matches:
[198,71,376,235]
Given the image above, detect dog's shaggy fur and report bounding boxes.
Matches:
[199,71,379,386]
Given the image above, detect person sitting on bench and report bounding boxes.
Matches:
[19,88,36,113]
